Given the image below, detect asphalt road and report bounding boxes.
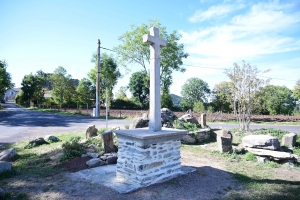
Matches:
[1,102,299,147]
[0,102,132,147]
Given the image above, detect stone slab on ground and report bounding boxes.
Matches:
[246,148,295,160]
[70,164,195,194]
[0,148,16,161]
[242,135,280,150]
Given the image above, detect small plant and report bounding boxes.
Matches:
[243,152,257,161]
[84,137,104,152]
[60,137,85,162]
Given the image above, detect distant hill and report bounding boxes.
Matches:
[170,94,181,107]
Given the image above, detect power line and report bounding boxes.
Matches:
[100,46,298,83]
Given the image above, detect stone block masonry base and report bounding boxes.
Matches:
[114,128,187,187]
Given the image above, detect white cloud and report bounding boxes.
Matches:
[189,3,245,23]
[182,1,300,60]
[172,0,300,94]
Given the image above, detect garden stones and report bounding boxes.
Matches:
[86,125,98,139]
[282,133,297,148]
[242,135,280,150]
[0,148,16,161]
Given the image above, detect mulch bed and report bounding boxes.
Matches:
[60,157,92,172]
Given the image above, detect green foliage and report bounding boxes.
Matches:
[114,19,188,93]
[115,86,128,100]
[128,70,149,109]
[161,89,173,109]
[76,78,95,105]
[60,137,85,162]
[20,70,46,107]
[193,101,205,113]
[89,53,121,105]
[0,60,14,97]
[257,85,296,115]
[174,120,200,132]
[243,152,256,161]
[180,78,210,111]
[210,81,232,113]
[293,79,300,101]
[85,137,104,152]
[50,66,75,108]
[111,99,141,109]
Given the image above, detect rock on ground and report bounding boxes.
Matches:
[86,158,106,168]
[282,133,297,148]
[0,148,16,161]
[242,135,280,150]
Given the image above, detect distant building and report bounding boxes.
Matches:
[4,88,21,101]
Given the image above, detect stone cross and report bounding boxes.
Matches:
[143,27,166,132]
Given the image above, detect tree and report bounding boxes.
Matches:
[180,78,210,111]
[210,81,232,113]
[161,89,173,109]
[77,78,95,108]
[21,73,36,106]
[293,80,300,101]
[258,85,295,115]
[0,60,14,97]
[50,66,74,108]
[89,53,121,106]
[224,61,270,131]
[115,86,128,100]
[128,71,149,108]
[114,19,188,93]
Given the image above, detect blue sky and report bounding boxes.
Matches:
[1,0,299,97]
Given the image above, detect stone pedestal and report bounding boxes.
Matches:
[114,128,187,187]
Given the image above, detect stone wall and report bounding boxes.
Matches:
[116,137,182,186]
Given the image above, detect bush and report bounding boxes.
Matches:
[60,137,85,162]
[111,99,141,109]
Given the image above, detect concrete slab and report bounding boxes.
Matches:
[70,165,195,194]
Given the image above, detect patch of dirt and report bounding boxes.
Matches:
[60,157,91,172]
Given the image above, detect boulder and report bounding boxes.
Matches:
[107,155,118,164]
[214,129,232,139]
[86,125,98,139]
[0,187,5,199]
[102,131,115,153]
[178,114,199,125]
[161,108,176,123]
[28,138,48,147]
[0,161,12,173]
[242,135,280,150]
[282,133,297,148]
[129,117,149,129]
[181,135,196,144]
[0,148,16,161]
[86,152,99,158]
[86,158,106,168]
[217,135,232,153]
[195,128,211,142]
[246,148,295,161]
[44,135,59,142]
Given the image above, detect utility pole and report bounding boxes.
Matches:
[96,39,101,117]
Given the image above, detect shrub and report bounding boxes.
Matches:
[60,137,85,162]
